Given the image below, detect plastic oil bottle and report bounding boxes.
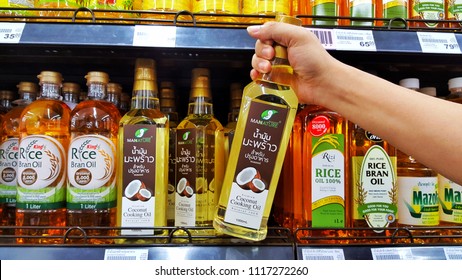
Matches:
[214,15,301,241]
[141,0,192,22]
[16,71,71,244]
[192,0,240,24]
[106,82,123,110]
[437,77,462,242]
[159,81,179,227]
[174,68,225,235]
[67,71,121,244]
[447,0,462,28]
[117,58,169,241]
[397,78,439,244]
[347,0,377,26]
[62,82,80,111]
[310,0,345,25]
[349,121,397,244]
[409,0,445,28]
[0,82,37,240]
[380,0,408,27]
[241,0,292,24]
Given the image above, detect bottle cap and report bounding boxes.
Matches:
[0,90,15,100]
[419,87,437,97]
[160,81,175,99]
[448,77,462,90]
[17,82,38,95]
[399,78,420,90]
[134,58,156,81]
[275,13,302,26]
[62,82,81,94]
[37,71,63,85]
[191,68,210,84]
[107,83,122,94]
[85,71,109,85]
[190,75,211,98]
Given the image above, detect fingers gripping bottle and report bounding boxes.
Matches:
[214,15,301,241]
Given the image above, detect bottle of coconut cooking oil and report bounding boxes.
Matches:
[213,15,301,241]
[174,68,225,234]
[117,58,169,241]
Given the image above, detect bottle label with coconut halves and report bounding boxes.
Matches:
[224,100,288,230]
[121,125,157,235]
[67,135,117,210]
[16,135,66,210]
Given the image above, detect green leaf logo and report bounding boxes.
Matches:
[182,131,191,140]
[135,128,148,138]
[261,109,278,120]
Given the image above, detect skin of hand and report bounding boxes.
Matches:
[247,21,462,185]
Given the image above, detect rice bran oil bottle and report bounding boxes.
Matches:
[214,15,301,241]
[0,82,37,240]
[67,71,121,244]
[397,78,439,244]
[174,69,225,235]
[349,122,398,244]
[62,82,80,111]
[409,0,445,28]
[298,104,349,244]
[106,82,123,110]
[159,81,179,227]
[16,71,71,244]
[117,58,169,242]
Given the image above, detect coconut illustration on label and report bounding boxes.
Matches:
[235,167,266,193]
[177,177,194,198]
[125,179,151,201]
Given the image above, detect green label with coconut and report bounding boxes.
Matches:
[398,176,439,226]
[16,135,66,210]
[224,100,288,230]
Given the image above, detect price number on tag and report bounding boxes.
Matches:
[3,32,21,40]
[0,23,25,43]
[359,41,375,48]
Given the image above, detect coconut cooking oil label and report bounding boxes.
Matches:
[175,128,198,227]
[311,116,345,228]
[398,176,439,226]
[0,138,19,204]
[352,145,398,231]
[67,135,116,210]
[121,125,156,235]
[224,100,288,230]
[438,175,462,224]
[16,135,66,210]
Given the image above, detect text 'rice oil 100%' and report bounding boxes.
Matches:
[214,14,301,241]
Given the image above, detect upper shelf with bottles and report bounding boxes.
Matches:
[2,8,462,55]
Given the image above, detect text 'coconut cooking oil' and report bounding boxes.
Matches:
[214,15,301,241]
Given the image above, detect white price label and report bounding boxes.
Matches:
[371,247,413,260]
[334,29,376,51]
[302,248,345,260]
[0,23,25,44]
[133,25,176,47]
[444,247,462,260]
[104,249,149,260]
[417,32,461,54]
[308,28,335,49]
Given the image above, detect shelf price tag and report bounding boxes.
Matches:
[104,249,149,260]
[301,248,345,260]
[417,32,461,54]
[443,247,462,260]
[133,25,176,47]
[0,23,25,44]
[308,28,335,50]
[371,247,413,260]
[333,29,376,52]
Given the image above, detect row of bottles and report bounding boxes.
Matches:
[1,0,461,28]
[274,76,462,244]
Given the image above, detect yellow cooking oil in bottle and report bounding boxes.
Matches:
[397,78,439,244]
[241,0,292,24]
[141,0,192,23]
[214,15,301,241]
[67,71,121,244]
[310,0,344,25]
[159,81,179,227]
[349,121,398,244]
[223,82,243,162]
[116,58,169,243]
[437,77,462,243]
[174,68,225,237]
[0,82,38,241]
[192,0,240,24]
[33,0,77,21]
[16,71,71,244]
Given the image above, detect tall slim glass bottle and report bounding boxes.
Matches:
[0,82,37,239]
[175,69,225,234]
[117,59,169,241]
[214,15,301,241]
[67,71,121,244]
[159,81,179,227]
[16,71,70,244]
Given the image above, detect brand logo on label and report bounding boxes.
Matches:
[127,127,152,143]
[365,131,383,142]
[310,115,330,137]
[135,128,148,138]
[182,131,191,141]
[261,109,278,120]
